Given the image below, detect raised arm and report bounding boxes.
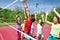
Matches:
[41,13,44,22]
[24,4,28,18]
[45,12,53,25]
[35,13,37,22]
[53,8,60,18]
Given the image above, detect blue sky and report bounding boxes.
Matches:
[0,0,60,13]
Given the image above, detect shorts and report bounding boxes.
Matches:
[37,33,42,37]
[48,34,60,40]
[25,34,31,40]
[37,34,42,40]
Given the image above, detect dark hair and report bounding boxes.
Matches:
[30,14,35,22]
[40,19,44,26]
[55,15,60,23]
[15,16,21,22]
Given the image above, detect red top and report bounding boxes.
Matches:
[24,18,32,34]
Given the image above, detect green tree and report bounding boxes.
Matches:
[47,7,60,22]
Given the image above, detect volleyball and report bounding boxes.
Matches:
[20,0,26,2]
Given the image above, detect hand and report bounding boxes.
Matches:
[16,15,18,18]
[30,32,33,37]
[41,35,44,40]
[53,8,56,12]
[46,12,49,16]
[42,35,44,38]
[41,14,44,17]
[59,33,60,38]
[24,4,28,9]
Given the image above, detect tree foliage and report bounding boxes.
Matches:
[0,7,60,23]
[47,7,60,22]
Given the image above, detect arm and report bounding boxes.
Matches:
[45,12,53,25]
[41,35,44,40]
[31,27,33,34]
[59,33,60,38]
[59,25,60,38]
[35,13,37,22]
[53,8,60,18]
[41,14,44,22]
[15,15,18,22]
[41,28,44,40]
[24,4,28,18]
[30,23,34,36]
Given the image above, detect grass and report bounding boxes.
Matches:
[0,22,16,27]
[0,21,51,27]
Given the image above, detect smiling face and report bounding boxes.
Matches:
[30,14,35,22]
[53,16,59,24]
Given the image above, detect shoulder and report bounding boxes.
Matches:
[57,24,60,26]
[25,17,28,20]
[52,23,60,27]
[37,24,41,27]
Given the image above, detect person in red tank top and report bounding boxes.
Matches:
[24,4,35,34]
[23,4,35,40]
[24,17,32,34]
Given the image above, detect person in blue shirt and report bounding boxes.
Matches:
[37,19,44,40]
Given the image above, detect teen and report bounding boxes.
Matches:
[16,15,21,40]
[37,14,44,40]
[21,20,25,40]
[23,4,35,40]
[53,8,60,19]
[30,14,37,38]
[46,12,60,40]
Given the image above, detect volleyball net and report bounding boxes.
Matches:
[4,23,36,40]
